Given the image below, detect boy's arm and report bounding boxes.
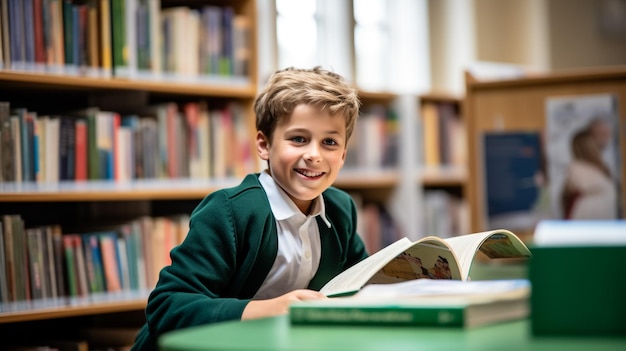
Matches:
[142,192,253,339]
[242,289,326,320]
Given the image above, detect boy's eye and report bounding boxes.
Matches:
[323,139,339,146]
[291,136,306,143]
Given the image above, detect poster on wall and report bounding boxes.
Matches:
[482,131,550,232]
[545,93,622,220]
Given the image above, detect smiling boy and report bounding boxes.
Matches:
[131,67,369,351]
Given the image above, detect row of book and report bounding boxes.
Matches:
[352,194,404,254]
[420,101,467,169]
[4,322,141,350]
[353,189,470,254]
[0,100,255,183]
[422,190,470,239]
[0,0,250,81]
[0,213,189,303]
[344,104,399,170]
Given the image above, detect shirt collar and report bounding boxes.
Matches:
[259,171,331,228]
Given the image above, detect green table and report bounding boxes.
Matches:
[159,315,626,351]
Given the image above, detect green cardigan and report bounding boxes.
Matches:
[131,173,368,351]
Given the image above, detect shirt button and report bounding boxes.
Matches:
[304,251,311,260]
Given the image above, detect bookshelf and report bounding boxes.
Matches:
[417,92,469,238]
[464,66,626,238]
[0,0,259,348]
[340,91,406,253]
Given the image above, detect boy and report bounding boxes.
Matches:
[131,67,369,351]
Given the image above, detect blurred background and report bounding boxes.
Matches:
[259,0,626,94]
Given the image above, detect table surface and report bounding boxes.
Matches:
[159,315,626,351]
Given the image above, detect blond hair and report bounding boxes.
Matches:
[254,67,360,143]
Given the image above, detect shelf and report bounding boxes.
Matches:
[0,178,242,202]
[357,90,398,104]
[0,290,150,323]
[465,65,626,91]
[420,167,467,187]
[334,169,400,189]
[0,70,257,98]
[418,91,463,103]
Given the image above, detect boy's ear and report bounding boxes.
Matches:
[256,131,270,160]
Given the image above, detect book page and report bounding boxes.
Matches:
[444,230,531,280]
[367,239,460,283]
[319,237,413,297]
[354,278,530,300]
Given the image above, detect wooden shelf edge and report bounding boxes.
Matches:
[420,167,467,187]
[0,291,149,324]
[418,91,463,103]
[357,90,398,102]
[0,179,242,202]
[0,70,257,98]
[334,169,400,189]
[465,65,626,91]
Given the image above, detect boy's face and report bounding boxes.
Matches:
[256,104,347,214]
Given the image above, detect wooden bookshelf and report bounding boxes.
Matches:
[417,93,469,237]
[464,66,626,235]
[0,1,259,348]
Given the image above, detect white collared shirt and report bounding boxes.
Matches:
[253,171,330,299]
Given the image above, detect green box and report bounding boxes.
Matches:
[529,245,626,336]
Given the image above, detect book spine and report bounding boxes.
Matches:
[1,0,10,68]
[74,118,87,180]
[99,0,112,76]
[33,0,47,67]
[0,101,15,182]
[62,234,78,296]
[59,117,76,180]
[62,0,74,67]
[289,306,465,327]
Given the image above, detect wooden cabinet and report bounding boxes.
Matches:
[464,67,626,238]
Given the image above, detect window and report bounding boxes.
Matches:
[276,0,318,69]
[353,0,389,90]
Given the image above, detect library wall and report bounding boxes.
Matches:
[547,0,626,69]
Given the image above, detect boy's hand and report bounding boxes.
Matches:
[242,289,326,320]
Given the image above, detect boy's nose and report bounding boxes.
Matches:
[304,144,322,162]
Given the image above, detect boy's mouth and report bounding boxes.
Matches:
[295,169,325,178]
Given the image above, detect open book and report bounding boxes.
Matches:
[320,229,531,297]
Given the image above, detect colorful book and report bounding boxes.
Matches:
[74,118,88,180]
[98,232,121,292]
[26,228,45,300]
[82,233,106,293]
[0,101,14,182]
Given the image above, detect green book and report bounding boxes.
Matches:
[111,0,127,75]
[530,245,626,336]
[530,220,626,336]
[290,279,530,328]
